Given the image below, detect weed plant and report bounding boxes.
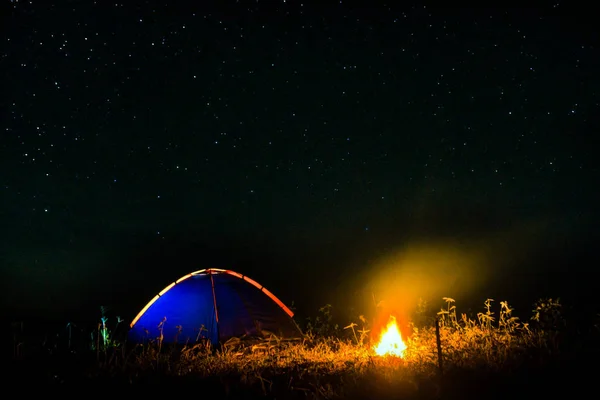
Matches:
[9,296,598,398]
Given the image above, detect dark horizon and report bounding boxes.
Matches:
[2,3,598,327]
[5,215,598,325]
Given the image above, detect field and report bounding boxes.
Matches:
[9,297,600,398]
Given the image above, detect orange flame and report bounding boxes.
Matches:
[373,315,407,357]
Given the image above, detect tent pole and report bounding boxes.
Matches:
[209,271,220,345]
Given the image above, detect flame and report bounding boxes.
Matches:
[373,315,407,357]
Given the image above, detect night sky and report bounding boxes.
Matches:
[2,2,598,323]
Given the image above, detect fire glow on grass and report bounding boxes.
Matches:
[373,315,407,357]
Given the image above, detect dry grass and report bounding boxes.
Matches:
[123,297,581,395]
[11,296,596,398]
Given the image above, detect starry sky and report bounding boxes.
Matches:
[2,2,598,322]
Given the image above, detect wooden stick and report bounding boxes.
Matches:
[435,317,443,376]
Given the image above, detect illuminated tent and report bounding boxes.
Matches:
[128,268,302,345]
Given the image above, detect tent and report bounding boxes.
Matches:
[128,268,302,345]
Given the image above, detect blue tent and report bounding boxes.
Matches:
[128,268,302,345]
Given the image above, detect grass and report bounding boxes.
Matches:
[9,296,600,398]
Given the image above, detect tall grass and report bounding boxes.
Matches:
[10,296,597,398]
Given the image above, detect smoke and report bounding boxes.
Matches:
[363,239,487,314]
[345,215,566,320]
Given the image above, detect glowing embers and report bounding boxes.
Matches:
[373,315,407,357]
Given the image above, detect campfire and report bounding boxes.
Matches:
[373,315,407,357]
